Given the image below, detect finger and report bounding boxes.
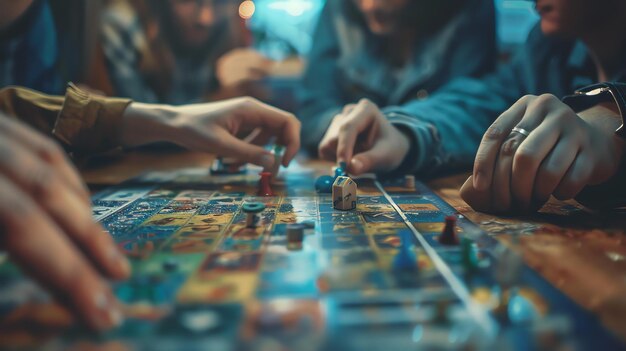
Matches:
[235,99,301,166]
[0,139,129,280]
[490,137,518,212]
[0,175,123,330]
[336,99,378,164]
[0,118,90,202]
[553,151,594,200]
[350,141,394,175]
[459,176,494,213]
[318,135,338,162]
[342,104,356,115]
[211,130,276,169]
[531,138,578,204]
[509,105,568,209]
[473,96,534,191]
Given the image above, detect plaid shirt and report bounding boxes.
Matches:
[100,1,225,105]
[0,0,62,94]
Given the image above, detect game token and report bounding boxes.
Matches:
[286,224,304,244]
[392,230,418,271]
[257,172,274,196]
[315,175,334,193]
[461,236,479,271]
[334,161,348,178]
[163,258,179,272]
[243,202,266,228]
[405,175,415,189]
[439,215,459,245]
[301,220,316,234]
[332,176,357,211]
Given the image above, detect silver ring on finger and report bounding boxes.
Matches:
[511,127,531,138]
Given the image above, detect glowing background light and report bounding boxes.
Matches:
[239,0,256,19]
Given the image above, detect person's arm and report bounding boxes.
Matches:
[0,84,301,168]
[384,53,526,176]
[297,2,346,153]
[0,84,131,156]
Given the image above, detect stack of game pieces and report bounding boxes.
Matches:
[243,202,266,229]
[439,215,459,245]
[332,176,357,211]
[286,224,304,250]
[405,175,415,189]
[257,172,274,196]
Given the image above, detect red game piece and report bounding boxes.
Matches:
[258,172,274,196]
[439,215,459,245]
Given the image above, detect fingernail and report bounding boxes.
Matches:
[351,159,363,174]
[108,247,131,277]
[94,292,124,329]
[108,306,124,327]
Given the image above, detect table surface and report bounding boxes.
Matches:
[79,149,626,342]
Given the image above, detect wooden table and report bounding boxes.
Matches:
[79,149,626,342]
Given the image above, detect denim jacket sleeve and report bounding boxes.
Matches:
[297,2,345,153]
[384,46,535,177]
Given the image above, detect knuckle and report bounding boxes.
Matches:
[518,94,537,104]
[535,93,557,105]
[29,167,60,201]
[483,124,506,141]
[513,148,535,167]
[38,142,65,165]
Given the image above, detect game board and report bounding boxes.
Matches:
[0,165,624,350]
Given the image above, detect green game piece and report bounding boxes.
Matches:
[461,236,479,271]
[242,202,265,213]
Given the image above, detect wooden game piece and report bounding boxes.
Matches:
[242,202,266,228]
[439,215,459,245]
[461,236,479,271]
[286,224,304,244]
[404,175,415,189]
[332,176,357,211]
[392,230,418,271]
[315,175,334,193]
[257,172,274,196]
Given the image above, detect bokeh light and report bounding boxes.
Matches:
[239,0,256,19]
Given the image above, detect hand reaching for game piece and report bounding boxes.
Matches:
[318,98,410,175]
[120,97,301,170]
[0,115,130,330]
[461,94,625,213]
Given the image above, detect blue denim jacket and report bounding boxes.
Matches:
[298,0,496,152]
[387,24,626,177]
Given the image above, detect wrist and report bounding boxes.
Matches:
[120,102,179,147]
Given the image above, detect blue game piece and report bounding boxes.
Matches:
[392,230,418,271]
[334,161,348,178]
[315,175,334,193]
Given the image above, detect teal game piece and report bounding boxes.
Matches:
[334,161,348,178]
[392,230,418,271]
[315,175,334,193]
[243,202,266,228]
[461,236,479,271]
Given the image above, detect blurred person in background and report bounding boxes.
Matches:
[0,0,62,94]
[101,0,272,105]
[299,0,496,154]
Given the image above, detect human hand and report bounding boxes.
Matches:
[216,48,272,87]
[461,94,625,213]
[318,99,410,175]
[0,115,130,330]
[121,97,301,170]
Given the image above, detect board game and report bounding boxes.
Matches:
[0,164,624,350]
